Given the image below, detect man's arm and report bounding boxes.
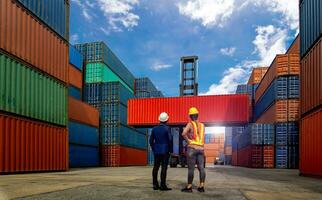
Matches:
[182,123,192,144]
[149,129,154,149]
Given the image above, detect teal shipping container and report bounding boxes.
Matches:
[0,52,67,126]
[75,42,135,91]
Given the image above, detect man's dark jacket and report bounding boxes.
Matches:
[149,124,172,155]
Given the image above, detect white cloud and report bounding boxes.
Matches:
[220,47,236,56]
[71,0,140,32]
[202,25,288,95]
[177,0,235,28]
[70,34,79,44]
[97,0,140,31]
[252,25,287,66]
[245,0,299,32]
[150,64,173,71]
[177,0,299,32]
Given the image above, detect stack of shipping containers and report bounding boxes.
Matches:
[68,45,100,167]
[77,42,147,167]
[254,37,300,169]
[0,0,69,173]
[134,77,164,166]
[299,0,322,177]
[204,132,225,164]
[232,67,271,168]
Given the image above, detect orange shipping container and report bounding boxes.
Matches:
[247,67,269,85]
[256,100,300,123]
[286,35,300,55]
[0,114,68,173]
[300,37,322,116]
[205,156,215,164]
[101,145,147,167]
[0,0,68,83]
[69,64,82,89]
[255,54,300,103]
[300,108,322,177]
[68,97,99,127]
[224,146,232,155]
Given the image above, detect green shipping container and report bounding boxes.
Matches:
[0,52,67,126]
[85,62,134,93]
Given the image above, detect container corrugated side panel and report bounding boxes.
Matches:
[68,121,99,147]
[16,0,69,41]
[263,145,275,168]
[300,37,322,115]
[128,95,249,126]
[100,145,147,167]
[68,86,81,100]
[255,54,300,103]
[0,52,67,126]
[300,108,322,177]
[68,97,100,127]
[100,103,128,124]
[69,45,83,70]
[101,82,135,105]
[276,146,288,169]
[69,144,99,167]
[0,1,68,83]
[300,0,322,57]
[85,62,134,93]
[100,124,147,150]
[68,64,82,89]
[0,114,68,173]
[84,83,101,105]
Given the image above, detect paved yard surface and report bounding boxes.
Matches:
[0,166,322,200]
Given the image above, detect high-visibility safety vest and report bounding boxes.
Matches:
[189,121,205,146]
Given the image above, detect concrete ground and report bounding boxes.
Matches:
[0,166,322,200]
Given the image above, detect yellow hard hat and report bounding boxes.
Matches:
[189,107,199,115]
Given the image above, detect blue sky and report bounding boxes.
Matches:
[70,0,299,97]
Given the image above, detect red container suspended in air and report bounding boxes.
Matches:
[127,94,249,126]
[0,114,68,173]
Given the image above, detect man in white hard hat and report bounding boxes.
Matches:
[149,112,172,191]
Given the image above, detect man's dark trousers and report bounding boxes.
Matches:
[153,153,169,187]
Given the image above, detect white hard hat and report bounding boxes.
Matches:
[159,112,169,122]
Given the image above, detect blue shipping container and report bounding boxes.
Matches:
[101,124,147,150]
[254,76,299,120]
[69,121,99,147]
[288,146,299,169]
[69,144,99,167]
[300,0,322,57]
[84,83,101,105]
[276,146,288,169]
[171,128,180,155]
[263,124,275,145]
[148,129,154,165]
[69,45,84,70]
[99,103,128,124]
[69,85,82,100]
[17,0,69,40]
[276,123,299,146]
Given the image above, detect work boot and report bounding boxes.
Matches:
[181,186,193,193]
[197,187,205,193]
[153,184,160,190]
[159,185,172,191]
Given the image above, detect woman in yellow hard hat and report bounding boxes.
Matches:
[181,107,206,193]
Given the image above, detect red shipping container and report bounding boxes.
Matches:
[256,100,300,123]
[69,64,82,89]
[205,156,215,164]
[68,97,99,127]
[128,94,249,126]
[0,0,68,83]
[247,67,269,85]
[255,54,300,103]
[0,114,68,173]
[101,145,147,167]
[263,145,275,168]
[300,108,322,177]
[237,145,263,168]
[300,37,322,116]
